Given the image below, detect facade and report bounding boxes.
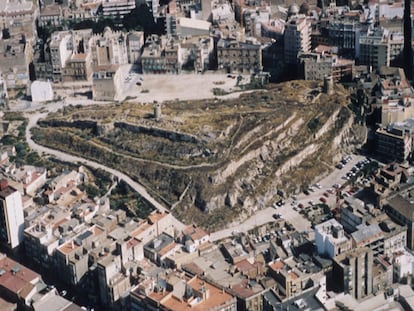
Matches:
[49,29,93,82]
[92,64,123,101]
[180,36,214,72]
[38,4,62,27]
[386,185,414,249]
[127,31,144,64]
[217,38,262,73]
[0,180,24,249]
[283,16,311,64]
[359,28,404,69]
[332,247,373,300]
[301,47,354,82]
[329,20,361,56]
[101,0,136,17]
[97,254,131,306]
[62,52,92,82]
[90,27,128,66]
[141,35,182,74]
[0,76,8,108]
[376,124,413,163]
[49,31,73,82]
[268,259,303,299]
[373,162,408,206]
[351,224,384,256]
[314,219,351,259]
[24,207,72,270]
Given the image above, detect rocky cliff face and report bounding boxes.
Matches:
[34,81,363,230]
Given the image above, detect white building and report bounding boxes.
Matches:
[211,0,234,24]
[393,248,414,282]
[0,180,24,248]
[359,28,404,69]
[31,81,53,102]
[284,15,311,64]
[176,17,211,37]
[90,27,128,66]
[315,219,351,259]
[102,0,136,17]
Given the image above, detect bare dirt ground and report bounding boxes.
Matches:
[123,73,251,103]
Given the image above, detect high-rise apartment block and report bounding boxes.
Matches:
[284,16,311,64]
[0,180,24,249]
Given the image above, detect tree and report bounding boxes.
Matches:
[123,4,163,35]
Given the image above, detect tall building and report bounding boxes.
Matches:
[332,247,373,300]
[315,219,351,259]
[329,20,361,56]
[386,184,414,249]
[283,16,311,64]
[217,38,262,73]
[0,180,24,249]
[359,28,404,69]
[403,0,413,80]
[376,123,413,163]
[102,0,136,18]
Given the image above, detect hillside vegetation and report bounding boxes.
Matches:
[31,80,362,230]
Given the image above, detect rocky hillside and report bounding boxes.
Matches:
[32,80,363,230]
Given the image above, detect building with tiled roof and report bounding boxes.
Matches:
[130,272,237,311]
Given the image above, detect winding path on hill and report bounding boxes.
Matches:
[24,109,187,230]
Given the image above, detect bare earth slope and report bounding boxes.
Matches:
[31,80,361,230]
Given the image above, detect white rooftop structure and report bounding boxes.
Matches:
[31,81,53,103]
[315,219,351,259]
[177,17,211,35]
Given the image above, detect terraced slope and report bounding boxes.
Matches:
[31,80,362,230]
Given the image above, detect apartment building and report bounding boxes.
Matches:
[376,123,413,163]
[101,0,136,18]
[332,247,373,300]
[141,35,182,74]
[92,64,123,101]
[127,31,144,64]
[90,27,128,66]
[130,271,237,310]
[0,180,24,249]
[301,45,354,82]
[315,219,351,259]
[268,259,303,299]
[217,38,262,73]
[359,28,404,69]
[386,184,414,249]
[283,15,311,64]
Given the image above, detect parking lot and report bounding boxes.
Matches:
[270,154,371,229]
[211,153,374,241]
